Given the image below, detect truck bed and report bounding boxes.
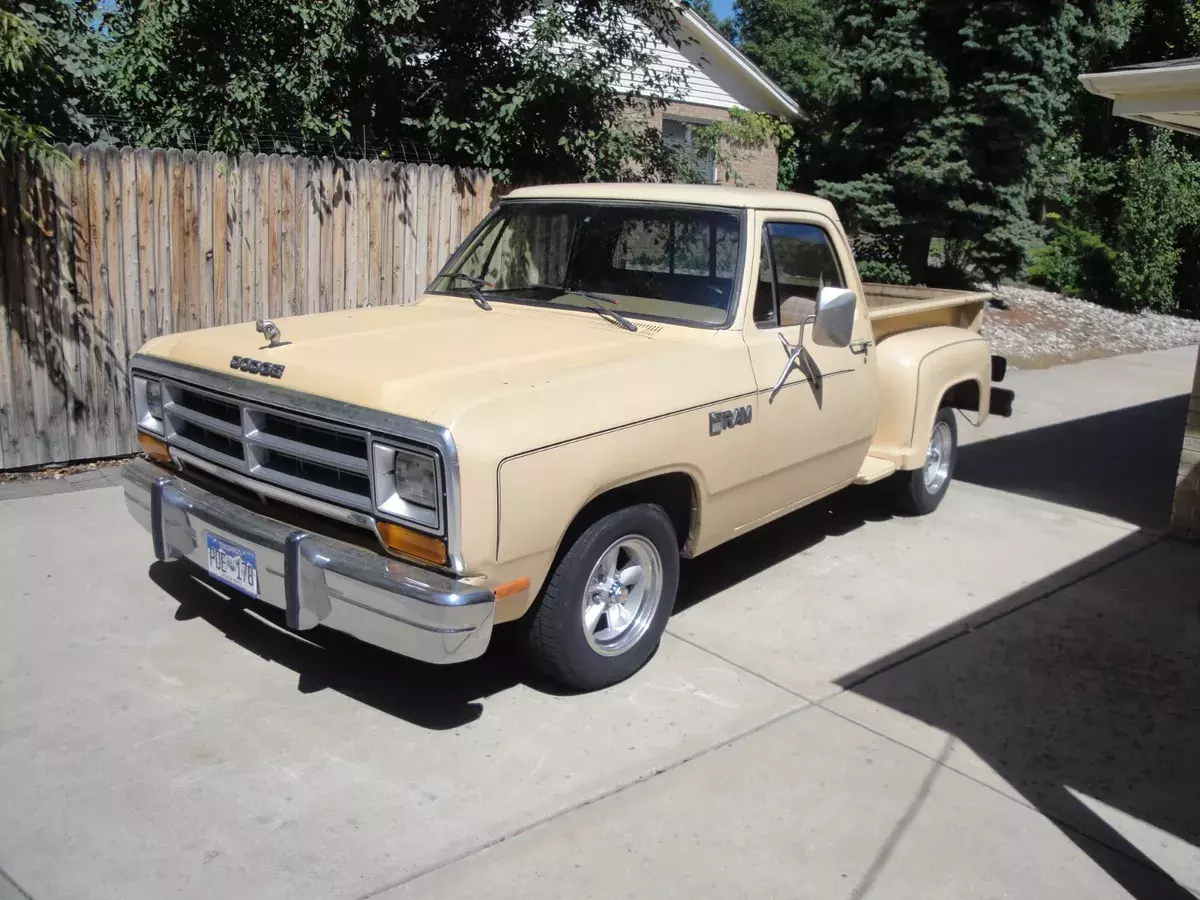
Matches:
[863,283,992,339]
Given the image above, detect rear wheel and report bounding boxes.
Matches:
[523,504,679,691]
[894,407,958,516]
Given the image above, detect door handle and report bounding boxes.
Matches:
[850,339,873,358]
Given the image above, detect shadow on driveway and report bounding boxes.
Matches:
[839,394,1200,896]
[957,395,1189,528]
[837,532,1200,899]
[148,484,896,729]
[149,562,545,731]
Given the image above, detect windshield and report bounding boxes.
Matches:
[431,201,744,327]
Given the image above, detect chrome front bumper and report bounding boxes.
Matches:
[122,458,494,664]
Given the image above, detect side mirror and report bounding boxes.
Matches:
[813,287,857,348]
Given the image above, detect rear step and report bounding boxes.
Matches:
[855,456,898,485]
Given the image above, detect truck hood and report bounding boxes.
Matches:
[138,295,707,426]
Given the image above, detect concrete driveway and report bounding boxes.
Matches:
[2,346,1198,900]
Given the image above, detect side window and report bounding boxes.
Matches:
[753,222,846,328]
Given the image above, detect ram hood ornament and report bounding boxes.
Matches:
[256,318,288,349]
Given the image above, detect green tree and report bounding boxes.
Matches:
[1033,0,1200,311]
[0,0,104,159]
[104,0,686,182]
[685,0,733,36]
[731,0,834,103]
[722,0,833,189]
[811,0,1081,283]
[1112,132,1200,312]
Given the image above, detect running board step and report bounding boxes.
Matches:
[854,456,898,485]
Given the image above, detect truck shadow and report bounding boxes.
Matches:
[149,561,540,731]
[674,484,895,614]
[147,485,896,730]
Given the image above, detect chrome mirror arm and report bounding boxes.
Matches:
[768,314,816,404]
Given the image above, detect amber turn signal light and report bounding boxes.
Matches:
[376,521,448,566]
[137,432,172,464]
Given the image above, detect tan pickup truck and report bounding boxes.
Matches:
[122,183,1012,689]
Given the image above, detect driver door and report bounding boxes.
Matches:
[737,215,877,530]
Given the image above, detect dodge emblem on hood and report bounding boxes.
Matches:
[230,356,285,378]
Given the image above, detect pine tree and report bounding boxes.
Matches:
[733,0,835,102]
[813,0,1080,282]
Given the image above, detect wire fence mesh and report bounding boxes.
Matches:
[70,115,447,166]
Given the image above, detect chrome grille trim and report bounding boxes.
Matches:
[172,448,379,531]
[131,355,465,573]
[243,409,371,475]
[163,400,243,439]
[131,354,466,574]
[158,378,378,515]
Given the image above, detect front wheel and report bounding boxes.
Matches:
[894,407,958,516]
[523,504,679,691]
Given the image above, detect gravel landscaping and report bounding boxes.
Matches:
[980,283,1200,368]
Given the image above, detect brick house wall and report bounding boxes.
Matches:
[1172,346,1200,539]
[632,100,780,190]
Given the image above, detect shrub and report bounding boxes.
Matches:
[1112,133,1200,314]
[1028,217,1117,303]
[852,233,910,285]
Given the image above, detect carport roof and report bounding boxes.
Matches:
[1079,57,1200,136]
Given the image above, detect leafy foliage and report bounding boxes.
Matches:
[1028,0,1200,313]
[685,0,735,38]
[103,0,686,182]
[1028,215,1117,302]
[731,0,834,104]
[810,0,1081,283]
[851,233,911,285]
[0,0,104,159]
[1112,132,1200,313]
[691,108,794,186]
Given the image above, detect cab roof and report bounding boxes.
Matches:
[503,182,841,219]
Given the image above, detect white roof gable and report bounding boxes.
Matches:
[510,4,801,119]
[620,6,801,118]
[618,22,744,110]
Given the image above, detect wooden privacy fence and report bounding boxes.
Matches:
[0,145,496,470]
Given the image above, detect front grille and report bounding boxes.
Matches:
[160,379,375,513]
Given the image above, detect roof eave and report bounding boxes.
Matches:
[1079,60,1200,100]
[1079,60,1200,137]
[670,4,802,120]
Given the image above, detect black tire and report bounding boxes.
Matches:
[523,503,679,691]
[894,407,958,516]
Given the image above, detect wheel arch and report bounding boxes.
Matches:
[874,329,990,470]
[558,470,701,564]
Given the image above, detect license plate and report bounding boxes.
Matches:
[205,533,259,597]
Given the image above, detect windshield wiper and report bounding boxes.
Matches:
[582,303,638,332]
[520,283,637,332]
[525,283,622,306]
[447,273,493,311]
[472,282,638,332]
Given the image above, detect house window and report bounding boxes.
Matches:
[662,116,717,184]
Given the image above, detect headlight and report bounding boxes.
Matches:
[133,375,164,434]
[146,380,163,418]
[371,442,442,530]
